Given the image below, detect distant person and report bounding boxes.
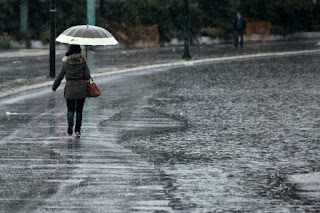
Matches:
[52,45,91,137]
[234,12,247,49]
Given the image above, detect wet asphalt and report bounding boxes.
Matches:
[1,47,320,212]
[0,39,319,93]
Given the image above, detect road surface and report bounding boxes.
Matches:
[0,52,320,212]
[0,39,319,94]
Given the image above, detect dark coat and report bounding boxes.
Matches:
[234,18,247,31]
[52,54,91,100]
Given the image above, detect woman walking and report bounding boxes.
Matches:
[52,45,91,137]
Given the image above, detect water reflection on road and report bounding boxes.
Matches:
[0,53,320,212]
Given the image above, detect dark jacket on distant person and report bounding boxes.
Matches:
[52,53,91,100]
[233,18,247,32]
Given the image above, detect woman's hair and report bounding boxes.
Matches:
[66,45,81,56]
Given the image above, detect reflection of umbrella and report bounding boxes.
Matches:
[56,25,118,57]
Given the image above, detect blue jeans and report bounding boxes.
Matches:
[67,99,85,132]
[234,30,244,48]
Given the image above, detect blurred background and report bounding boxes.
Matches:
[1,0,320,49]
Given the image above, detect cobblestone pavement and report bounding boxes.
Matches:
[0,51,320,212]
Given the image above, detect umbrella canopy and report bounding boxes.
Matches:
[56,25,118,46]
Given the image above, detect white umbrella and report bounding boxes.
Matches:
[56,24,118,57]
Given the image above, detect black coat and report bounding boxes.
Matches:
[234,18,247,31]
[52,54,91,100]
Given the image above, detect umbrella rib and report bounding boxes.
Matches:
[63,26,76,34]
[72,27,84,38]
[96,29,106,38]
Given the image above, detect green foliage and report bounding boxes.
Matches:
[1,0,320,46]
[0,0,20,35]
[197,0,234,39]
[98,0,234,42]
[98,0,186,42]
[56,0,87,34]
[0,33,11,49]
[240,0,317,35]
[40,27,50,44]
[197,0,233,27]
[270,25,290,36]
[200,27,226,38]
[312,3,320,31]
[17,29,34,48]
[0,0,87,45]
[240,0,271,21]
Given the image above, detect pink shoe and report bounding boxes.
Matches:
[75,132,81,137]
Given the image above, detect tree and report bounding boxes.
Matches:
[241,0,316,34]
[0,0,20,35]
[198,0,233,27]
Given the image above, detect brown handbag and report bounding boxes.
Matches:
[87,77,101,97]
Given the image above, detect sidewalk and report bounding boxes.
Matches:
[0,39,319,98]
[0,49,65,58]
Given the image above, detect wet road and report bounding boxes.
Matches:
[1,52,320,212]
[1,39,319,94]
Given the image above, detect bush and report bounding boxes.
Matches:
[99,0,235,43]
[312,24,320,31]
[0,33,11,49]
[40,28,50,45]
[200,27,225,38]
[16,30,34,48]
[241,0,315,33]
[271,25,290,36]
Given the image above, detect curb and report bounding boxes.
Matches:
[1,49,320,101]
[0,49,65,59]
